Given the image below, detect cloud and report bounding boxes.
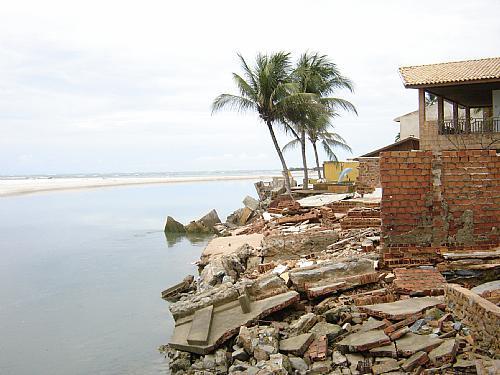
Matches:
[0,0,499,174]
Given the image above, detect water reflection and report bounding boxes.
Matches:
[163,232,214,248]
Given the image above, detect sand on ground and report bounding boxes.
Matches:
[0,175,278,197]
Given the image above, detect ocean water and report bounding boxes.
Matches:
[0,180,257,375]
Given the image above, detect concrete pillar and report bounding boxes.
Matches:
[418,89,426,135]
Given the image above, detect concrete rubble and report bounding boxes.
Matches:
[159,188,499,374]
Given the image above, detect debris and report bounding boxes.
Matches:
[161,275,194,301]
[279,333,314,356]
[169,291,299,354]
[164,216,186,233]
[337,329,391,352]
[401,351,429,372]
[393,267,446,296]
[359,297,444,320]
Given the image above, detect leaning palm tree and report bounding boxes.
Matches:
[286,53,356,187]
[212,52,323,193]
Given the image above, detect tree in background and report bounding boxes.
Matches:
[284,53,356,184]
[212,52,324,193]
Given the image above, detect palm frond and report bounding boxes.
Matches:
[211,94,256,114]
[282,138,301,153]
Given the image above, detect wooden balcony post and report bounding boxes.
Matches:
[452,101,459,132]
[465,107,471,133]
[437,96,444,132]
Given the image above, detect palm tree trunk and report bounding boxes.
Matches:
[312,141,322,179]
[266,120,292,193]
[301,129,308,189]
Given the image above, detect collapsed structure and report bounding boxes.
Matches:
[161,57,500,374]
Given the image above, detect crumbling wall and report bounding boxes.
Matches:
[380,150,500,267]
[444,284,500,353]
[356,157,380,195]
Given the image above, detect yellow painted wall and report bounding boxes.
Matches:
[323,161,359,182]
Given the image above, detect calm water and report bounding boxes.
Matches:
[0,180,256,375]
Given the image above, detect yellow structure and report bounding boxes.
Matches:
[323,161,359,182]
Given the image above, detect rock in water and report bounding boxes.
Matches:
[185,221,214,234]
[164,216,186,233]
[198,209,221,228]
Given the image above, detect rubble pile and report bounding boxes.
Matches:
[160,188,499,374]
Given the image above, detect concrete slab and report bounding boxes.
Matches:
[309,322,342,343]
[187,305,213,345]
[428,339,458,366]
[359,317,387,332]
[297,193,349,207]
[369,333,442,358]
[201,233,263,259]
[279,333,314,356]
[359,297,444,320]
[169,291,299,355]
[337,329,390,352]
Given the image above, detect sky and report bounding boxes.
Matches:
[1,0,499,175]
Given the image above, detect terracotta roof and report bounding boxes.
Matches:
[399,57,500,87]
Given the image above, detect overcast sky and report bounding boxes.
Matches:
[1,0,499,175]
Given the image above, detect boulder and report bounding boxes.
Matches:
[164,216,186,233]
[185,220,214,234]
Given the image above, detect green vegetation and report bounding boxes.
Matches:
[212,52,355,191]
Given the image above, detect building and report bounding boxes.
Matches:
[399,57,500,151]
[394,103,452,140]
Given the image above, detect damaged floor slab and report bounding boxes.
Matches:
[359,296,444,320]
[169,291,299,355]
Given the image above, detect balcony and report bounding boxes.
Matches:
[438,117,500,135]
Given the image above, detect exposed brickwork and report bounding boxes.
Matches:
[356,157,380,195]
[420,120,500,152]
[393,267,446,295]
[326,200,380,213]
[340,207,381,230]
[380,150,500,267]
[444,284,500,353]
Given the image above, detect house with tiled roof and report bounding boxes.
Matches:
[399,57,500,151]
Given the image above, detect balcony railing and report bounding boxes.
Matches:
[439,117,500,135]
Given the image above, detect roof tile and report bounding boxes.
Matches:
[399,57,500,87]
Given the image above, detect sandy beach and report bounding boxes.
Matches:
[0,175,278,197]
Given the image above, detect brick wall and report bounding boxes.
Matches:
[380,150,500,267]
[420,120,500,151]
[356,157,380,195]
[444,284,500,353]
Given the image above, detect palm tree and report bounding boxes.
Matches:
[285,53,356,185]
[212,52,322,193]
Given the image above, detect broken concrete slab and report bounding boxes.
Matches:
[161,275,194,301]
[201,233,263,260]
[243,195,259,211]
[359,297,444,320]
[290,313,317,334]
[279,333,314,356]
[187,305,213,345]
[289,258,375,292]
[369,333,443,358]
[337,329,390,352]
[169,291,299,355]
[309,322,342,343]
[401,351,429,372]
[372,358,400,374]
[198,209,221,228]
[428,339,458,366]
[297,193,349,207]
[164,216,186,233]
[359,317,387,332]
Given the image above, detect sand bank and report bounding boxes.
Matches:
[0,175,278,197]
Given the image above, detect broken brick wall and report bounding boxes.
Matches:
[444,284,500,352]
[356,157,380,195]
[380,150,500,267]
